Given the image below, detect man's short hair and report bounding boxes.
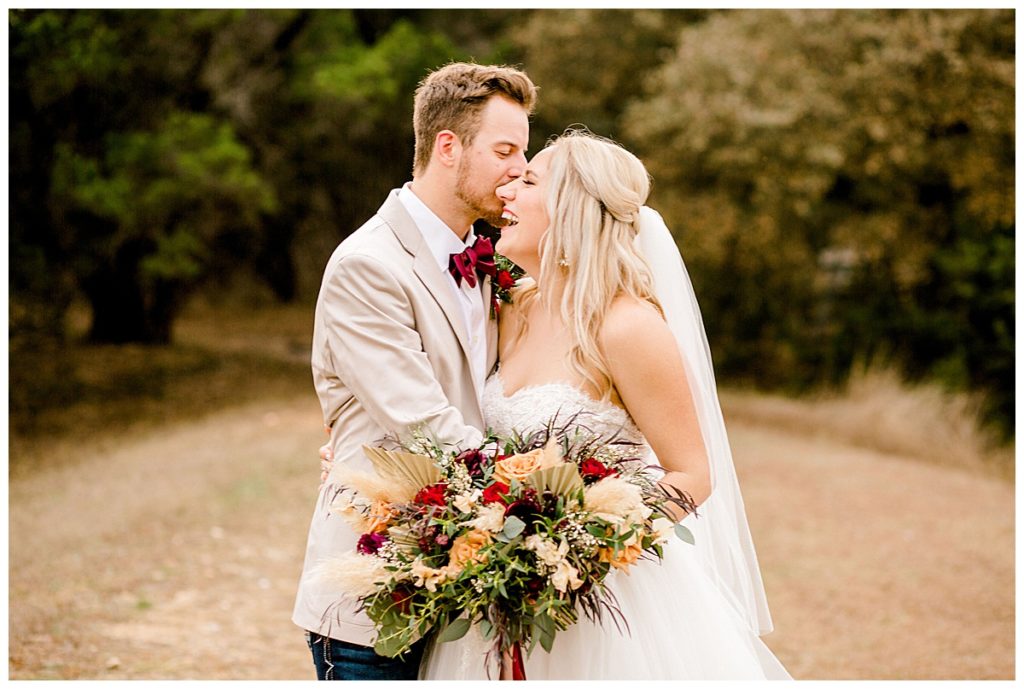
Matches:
[412,62,537,175]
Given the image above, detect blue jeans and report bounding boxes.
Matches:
[306,631,425,681]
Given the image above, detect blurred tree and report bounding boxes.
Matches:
[196,8,527,301]
[10,9,276,343]
[626,9,1014,433]
[51,112,276,342]
[9,9,474,338]
[506,9,709,148]
[270,10,469,298]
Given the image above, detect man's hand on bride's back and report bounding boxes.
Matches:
[320,425,334,482]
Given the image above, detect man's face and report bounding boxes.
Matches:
[455,96,530,227]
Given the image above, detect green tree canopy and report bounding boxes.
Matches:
[10,9,470,341]
[625,9,1013,431]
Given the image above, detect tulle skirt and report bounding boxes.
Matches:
[420,537,792,680]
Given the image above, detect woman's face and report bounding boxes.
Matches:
[495,148,553,275]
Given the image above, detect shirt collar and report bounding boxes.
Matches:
[398,183,476,274]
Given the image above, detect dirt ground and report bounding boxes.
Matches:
[8,393,1015,680]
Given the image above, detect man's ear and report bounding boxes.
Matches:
[434,130,462,169]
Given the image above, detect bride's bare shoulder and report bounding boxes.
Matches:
[599,295,671,354]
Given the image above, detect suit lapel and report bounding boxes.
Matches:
[377,191,483,395]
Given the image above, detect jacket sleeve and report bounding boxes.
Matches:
[314,251,484,450]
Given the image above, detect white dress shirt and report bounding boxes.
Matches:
[398,184,488,388]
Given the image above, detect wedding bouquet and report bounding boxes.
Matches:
[317,415,696,676]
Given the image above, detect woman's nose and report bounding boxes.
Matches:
[496,181,515,202]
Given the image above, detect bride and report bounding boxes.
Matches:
[420,129,791,680]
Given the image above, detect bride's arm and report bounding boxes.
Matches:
[600,297,711,520]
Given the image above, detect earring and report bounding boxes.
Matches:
[558,257,570,269]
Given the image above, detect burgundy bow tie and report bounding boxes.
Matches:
[448,235,496,288]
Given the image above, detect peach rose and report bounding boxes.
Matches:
[365,500,396,534]
[598,540,644,571]
[445,530,493,574]
[493,438,563,483]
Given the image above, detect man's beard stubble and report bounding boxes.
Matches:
[455,158,506,228]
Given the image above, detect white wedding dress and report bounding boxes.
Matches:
[420,373,792,680]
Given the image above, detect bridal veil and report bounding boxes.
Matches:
[635,206,774,636]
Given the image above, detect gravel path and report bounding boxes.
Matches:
[8,395,1014,679]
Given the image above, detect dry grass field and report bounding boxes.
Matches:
[8,303,1015,679]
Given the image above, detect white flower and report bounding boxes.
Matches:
[550,559,584,593]
[467,503,506,533]
[650,517,674,545]
[524,534,569,567]
[410,557,448,592]
[313,552,391,598]
[584,477,650,525]
[523,535,583,593]
[452,489,482,514]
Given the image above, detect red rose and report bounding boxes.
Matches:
[580,458,617,482]
[454,448,486,477]
[481,481,511,505]
[524,577,546,605]
[357,532,388,555]
[414,482,448,507]
[496,269,516,290]
[390,586,413,614]
[504,489,542,534]
[526,577,546,594]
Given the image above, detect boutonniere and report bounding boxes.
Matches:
[490,253,523,319]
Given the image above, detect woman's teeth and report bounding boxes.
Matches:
[501,209,519,226]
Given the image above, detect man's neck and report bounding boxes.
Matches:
[409,176,473,242]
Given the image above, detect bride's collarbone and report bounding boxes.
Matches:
[497,336,573,391]
[497,317,625,405]
[495,360,624,409]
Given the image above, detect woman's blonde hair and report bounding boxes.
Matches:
[512,128,661,399]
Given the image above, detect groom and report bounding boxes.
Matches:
[293,62,536,680]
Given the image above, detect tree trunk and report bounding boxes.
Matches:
[81,237,175,344]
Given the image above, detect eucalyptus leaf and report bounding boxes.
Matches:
[437,617,472,643]
[374,632,410,658]
[539,626,555,653]
[674,523,695,545]
[503,515,526,539]
[480,619,494,640]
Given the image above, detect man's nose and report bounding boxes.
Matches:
[507,151,527,179]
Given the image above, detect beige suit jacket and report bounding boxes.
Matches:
[292,189,498,645]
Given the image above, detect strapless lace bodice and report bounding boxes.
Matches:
[481,372,648,448]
